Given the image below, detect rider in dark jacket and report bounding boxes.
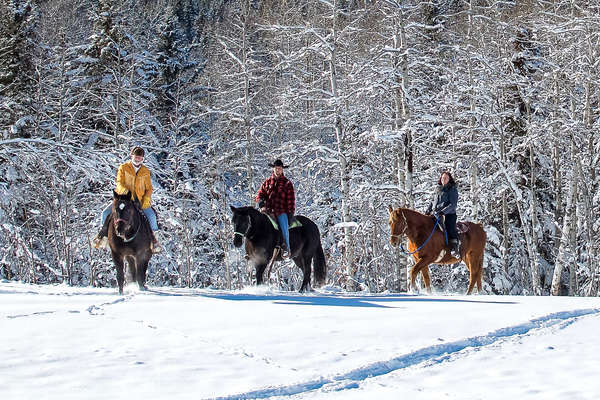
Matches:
[426,171,460,257]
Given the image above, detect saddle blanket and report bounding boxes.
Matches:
[266,214,302,230]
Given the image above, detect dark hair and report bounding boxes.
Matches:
[131,146,145,157]
[437,171,456,186]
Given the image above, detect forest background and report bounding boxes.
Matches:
[1,0,598,296]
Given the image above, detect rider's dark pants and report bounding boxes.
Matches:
[444,213,458,240]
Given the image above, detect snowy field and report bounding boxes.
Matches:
[1,281,599,400]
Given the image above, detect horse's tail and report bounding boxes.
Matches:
[313,240,327,286]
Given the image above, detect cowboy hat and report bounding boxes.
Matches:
[268,159,288,168]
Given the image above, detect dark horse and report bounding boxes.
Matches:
[108,191,153,294]
[230,206,326,292]
[388,206,486,295]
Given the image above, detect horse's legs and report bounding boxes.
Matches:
[125,256,136,286]
[137,256,150,291]
[255,262,267,285]
[466,266,476,295]
[421,267,432,293]
[464,252,483,295]
[111,252,125,295]
[476,260,483,292]
[297,255,312,293]
[409,259,432,293]
[472,252,484,294]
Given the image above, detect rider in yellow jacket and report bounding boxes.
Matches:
[115,158,153,209]
[93,147,161,252]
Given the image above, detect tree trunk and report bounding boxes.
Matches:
[392,13,410,291]
[551,139,578,296]
[528,141,541,294]
[326,1,355,291]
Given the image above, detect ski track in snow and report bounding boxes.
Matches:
[3,285,599,399]
[209,308,600,400]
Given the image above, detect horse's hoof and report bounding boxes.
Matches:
[299,285,314,294]
[408,286,420,295]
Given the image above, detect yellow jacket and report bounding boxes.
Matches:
[115,161,153,209]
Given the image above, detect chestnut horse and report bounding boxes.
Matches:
[388,206,486,294]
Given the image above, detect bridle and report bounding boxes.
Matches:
[233,214,251,239]
[390,209,409,242]
[113,204,140,243]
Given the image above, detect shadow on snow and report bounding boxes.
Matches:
[145,288,518,309]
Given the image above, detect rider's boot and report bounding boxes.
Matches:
[280,242,289,259]
[449,238,460,258]
[92,216,111,249]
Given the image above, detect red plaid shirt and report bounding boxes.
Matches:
[256,174,295,216]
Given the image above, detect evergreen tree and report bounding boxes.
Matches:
[0,0,37,138]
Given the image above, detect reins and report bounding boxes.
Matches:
[397,212,441,255]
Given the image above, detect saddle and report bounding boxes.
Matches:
[432,215,465,257]
[262,212,302,252]
[456,222,469,234]
[432,216,469,236]
[264,213,302,231]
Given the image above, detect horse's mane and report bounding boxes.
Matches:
[393,207,429,220]
[236,206,260,216]
[400,207,425,216]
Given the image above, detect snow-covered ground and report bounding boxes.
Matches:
[1,281,599,400]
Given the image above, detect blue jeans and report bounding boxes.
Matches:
[277,213,290,250]
[101,204,158,231]
[101,204,111,225]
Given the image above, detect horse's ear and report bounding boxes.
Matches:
[388,204,394,214]
[230,205,237,213]
[113,190,119,199]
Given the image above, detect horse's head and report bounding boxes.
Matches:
[112,190,137,238]
[388,205,407,247]
[230,205,250,248]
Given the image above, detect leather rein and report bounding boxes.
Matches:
[393,210,441,255]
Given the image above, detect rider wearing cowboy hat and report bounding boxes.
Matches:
[93,146,162,253]
[256,159,295,258]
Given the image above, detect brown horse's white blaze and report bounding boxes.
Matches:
[388,205,486,295]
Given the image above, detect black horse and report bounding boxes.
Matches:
[230,206,327,292]
[108,191,153,294]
